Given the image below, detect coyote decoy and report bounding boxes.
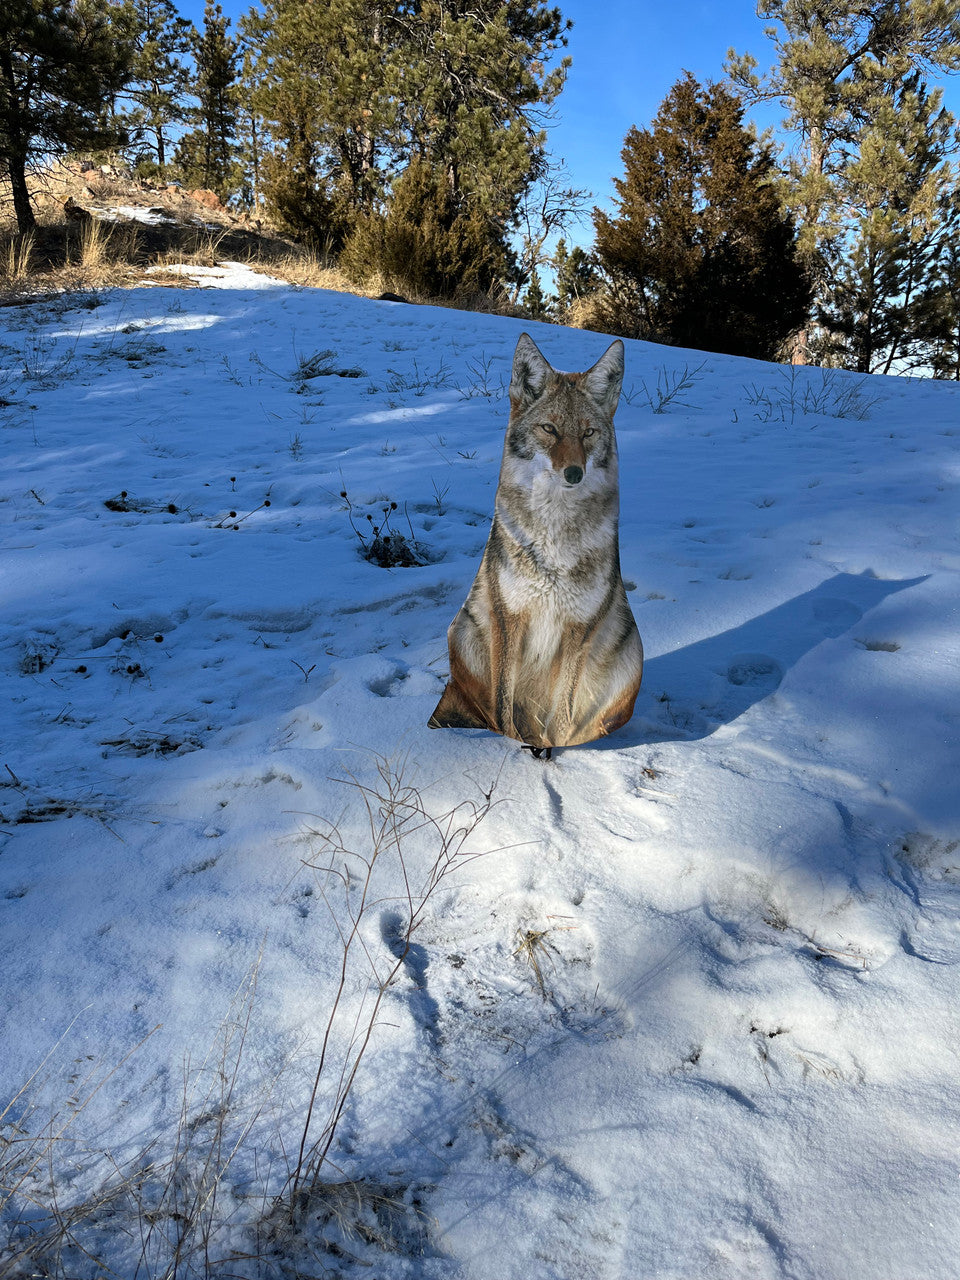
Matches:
[428,333,643,755]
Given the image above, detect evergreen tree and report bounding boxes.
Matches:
[235,42,264,210]
[523,267,550,319]
[123,0,193,179]
[173,0,240,200]
[821,78,959,373]
[245,0,571,269]
[592,74,811,360]
[728,0,960,359]
[244,0,401,236]
[396,0,571,230]
[0,0,134,232]
[553,237,598,316]
[341,156,508,298]
[926,239,960,378]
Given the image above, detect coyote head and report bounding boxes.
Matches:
[506,332,624,489]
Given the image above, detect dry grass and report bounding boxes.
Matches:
[514,927,557,998]
[0,159,538,320]
[69,216,142,280]
[1,234,34,289]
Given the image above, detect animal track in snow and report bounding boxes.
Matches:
[166,855,219,890]
[367,666,408,697]
[724,653,784,691]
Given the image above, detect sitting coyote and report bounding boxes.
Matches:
[428,333,643,756]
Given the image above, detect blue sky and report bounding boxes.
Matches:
[180,0,960,233]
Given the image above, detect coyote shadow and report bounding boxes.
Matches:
[610,571,926,748]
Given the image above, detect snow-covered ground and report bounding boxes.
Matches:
[2,264,959,1279]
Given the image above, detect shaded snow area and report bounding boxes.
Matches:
[2,264,959,1279]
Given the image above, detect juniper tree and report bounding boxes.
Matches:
[0,0,134,232]
[123,0,193,179]
[174,0,240,200]
[342,155,509,298]
[593,74,810,360]
[728,0,960,359]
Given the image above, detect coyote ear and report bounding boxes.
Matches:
[582,340,624,413]
[510,332,552,408]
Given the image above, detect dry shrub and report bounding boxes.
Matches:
[564,290,613,333]
[154,227,228,269]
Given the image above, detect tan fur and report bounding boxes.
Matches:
[428,333,643,749]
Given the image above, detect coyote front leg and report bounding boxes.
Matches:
[488,595,527,742]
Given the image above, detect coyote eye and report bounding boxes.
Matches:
[539,423,558,437]
[582,428,596,439]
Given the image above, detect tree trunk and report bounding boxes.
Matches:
[7,156,36,234]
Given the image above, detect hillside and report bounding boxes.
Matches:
[1,264,959,1279]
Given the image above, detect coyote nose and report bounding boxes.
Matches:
[563,465,584,485]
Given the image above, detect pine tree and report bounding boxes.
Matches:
[244,0,401,236]
[123,0,193,179]
[523,268,550,319]
[592,74,811,360]
[396,0,571,230]
[822,78,960,373]
[173,1,240,200]
[728,0,960,360]
[553,237,598,317]
[0,0,134,233]
[245,0,572,269]
[235,43,264,211]
[926,239,960,378]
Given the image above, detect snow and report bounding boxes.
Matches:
[1,262,959,1278]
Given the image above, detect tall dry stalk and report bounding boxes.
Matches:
[1,234,34,288]
[0,1020,158,1278]
[75,217,139,274]
[287,752,504,1212]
